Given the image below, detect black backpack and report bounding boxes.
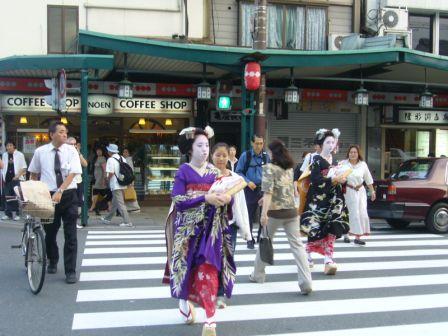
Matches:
[242,150,268,175]
[114,156,135,186]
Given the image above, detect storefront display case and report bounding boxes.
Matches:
[145,144,181,196]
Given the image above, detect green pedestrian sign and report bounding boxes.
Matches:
[217,96,231,110]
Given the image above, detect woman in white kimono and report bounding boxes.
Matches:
[341,145,376,245]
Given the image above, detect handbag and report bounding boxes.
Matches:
[259,226,274,265]
[124,185,137,201]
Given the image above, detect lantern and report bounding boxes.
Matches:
[419,90,433,108]
[354,86,369,106]
[284,85,299,104]
[197,81,212,100]
[118,79,133,99]
[244,62,261,91]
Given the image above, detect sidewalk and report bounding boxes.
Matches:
[0,206,170,229]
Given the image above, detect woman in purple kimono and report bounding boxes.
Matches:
[169,126,235,336]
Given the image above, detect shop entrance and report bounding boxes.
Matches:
[383,127,448,177]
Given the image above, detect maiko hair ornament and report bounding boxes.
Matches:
[332,128,341,139]
[204,125,215,139]
[179,127,196,139]
[315,128,329,141]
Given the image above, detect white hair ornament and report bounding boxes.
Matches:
[315,128,328,141]
[204,125,215,139]
[332,128,341,139]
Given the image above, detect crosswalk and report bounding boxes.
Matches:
[72,227,448,335]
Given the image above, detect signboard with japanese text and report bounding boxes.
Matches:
[399,110,448,124]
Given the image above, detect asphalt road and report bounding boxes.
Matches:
[1,220,448,336]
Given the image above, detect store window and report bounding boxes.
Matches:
[47,6,78,54]
[241,3,327,50]
[409,14,433,53]
[440,17,448,56]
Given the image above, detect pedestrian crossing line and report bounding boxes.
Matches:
[255,322,448,336]
[76,272,448,302]
[88,230,166,234]
[79,258,448,281]
[86,234,445,246]
[81,248,448,267]
[71,292,448,330]
[85,233,444,241]
[83,239,448,254]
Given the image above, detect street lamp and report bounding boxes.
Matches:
[118,53,133,99]
[284,68,299,104]
[197,63,212,100]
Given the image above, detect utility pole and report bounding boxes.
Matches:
[253,0,267,138]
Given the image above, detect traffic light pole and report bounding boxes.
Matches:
[80,69,89,226]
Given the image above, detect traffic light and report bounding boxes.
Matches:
[217,96,231,110]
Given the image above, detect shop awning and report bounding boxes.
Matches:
[0,54,114,78]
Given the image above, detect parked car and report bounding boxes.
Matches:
[368,157,448,233]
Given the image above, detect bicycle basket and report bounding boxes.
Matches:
[19,181,55,223]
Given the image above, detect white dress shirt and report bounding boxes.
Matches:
[1,150,27,181]
[106,154,127,191]
[28,143,82,192]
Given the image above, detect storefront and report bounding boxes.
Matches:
[267,90,361,162]
[0,93,193,204]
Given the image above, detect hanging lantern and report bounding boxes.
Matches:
[419,90,433,108]
[354,86,369,106]
[19,116,28,124]
[138,118,146,126]
[165,118,173,126]
[118,79,133,99]
[244,62,261,91]
[197,81,212,100]
[61,116,68,124]
[284,85,299,104]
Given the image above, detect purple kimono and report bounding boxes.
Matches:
[169,163,236,302]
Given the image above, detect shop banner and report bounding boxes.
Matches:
[0,94,113,115]
[399,110,448,124]
[1,95,191,115]
[114,98,192,114]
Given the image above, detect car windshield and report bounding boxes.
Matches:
[392,160,433,180]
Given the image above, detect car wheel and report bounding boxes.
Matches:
[386,219,411,229]
[426,202,448,233]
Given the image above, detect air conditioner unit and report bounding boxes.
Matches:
[381,7,408,32]
[328,33,352,51]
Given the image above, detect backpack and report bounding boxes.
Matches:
[242,150,268,175]
[113,156,135,186]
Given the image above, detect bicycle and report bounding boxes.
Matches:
[9,192,55,295]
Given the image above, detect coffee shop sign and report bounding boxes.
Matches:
[0,95,192,115]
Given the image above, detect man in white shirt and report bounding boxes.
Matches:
[28,122,82,284]
[0,141,27,221]
[100,144,132,227]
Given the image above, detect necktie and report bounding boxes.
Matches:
[54,148,63,188]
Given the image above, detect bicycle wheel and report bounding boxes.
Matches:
[26,226,46,294]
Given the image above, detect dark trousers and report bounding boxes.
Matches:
[244,187,263,242]
[44,189,78,275]
[4,180,20,217]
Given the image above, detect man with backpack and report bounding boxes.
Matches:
[236,135,270,249]
[101,143,134,227]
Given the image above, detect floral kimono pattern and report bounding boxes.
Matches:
[169,163,236,316]
[300,155,349,242]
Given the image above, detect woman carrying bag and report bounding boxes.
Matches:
[249,139,312,295]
